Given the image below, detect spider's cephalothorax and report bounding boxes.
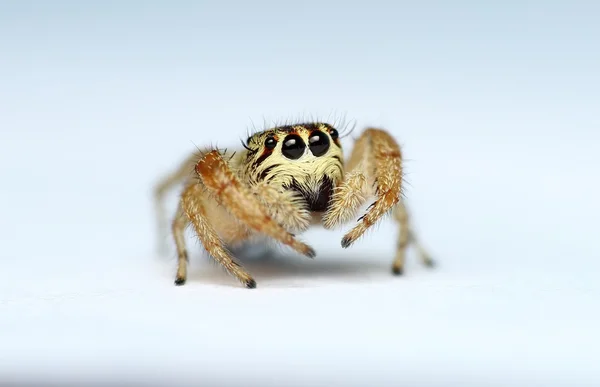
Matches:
[241,122,344,213]
[154,121,435,288]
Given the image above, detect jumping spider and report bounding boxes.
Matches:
[154,122,435,288]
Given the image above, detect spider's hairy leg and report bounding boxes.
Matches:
[391,201,435,274]
[171,204,190,285]
[411,232,435,268]
[340,128,403,248]
[153,152,198,255]
[250,181,312,233]
[180,182,256,288]
[391,201,409,275]
[196,150,316,258]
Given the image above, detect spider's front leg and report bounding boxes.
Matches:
[324,127,435,274]
[338,128,404,248]
[177,182,256,287]
[195,150,316,252]
[174,150,314,288]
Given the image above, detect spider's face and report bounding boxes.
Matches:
[243,122,344,212]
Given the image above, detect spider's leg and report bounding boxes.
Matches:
[171,203,190,284]
[391,201,435,275]
[153,152,197,256]
[179,182,256,288]
[195,150,316,258]
[340,128,403,248]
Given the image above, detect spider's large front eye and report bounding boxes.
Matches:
[308,131,330,157]
[281,134,305,159]
[264,136,277,150]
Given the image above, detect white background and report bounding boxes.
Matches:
[1,1,599,386]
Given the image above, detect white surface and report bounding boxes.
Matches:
[1,250,599,386]
[1,1,599,386]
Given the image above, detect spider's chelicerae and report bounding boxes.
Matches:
[154,122,435,288]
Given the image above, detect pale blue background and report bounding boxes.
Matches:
[0,1,599,386]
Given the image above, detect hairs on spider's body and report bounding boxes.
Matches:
[153,121,435,288]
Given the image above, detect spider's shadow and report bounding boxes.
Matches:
[184,244,393,288]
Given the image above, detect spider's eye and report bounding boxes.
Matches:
[264,136,277,150]
[329,128,339,140]
[308,131,330,157]
[281,134,305,159]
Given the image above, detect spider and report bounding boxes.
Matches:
[153,122,435,288]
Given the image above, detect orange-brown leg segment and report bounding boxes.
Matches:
[195,150,316,259]
[180,182,256,288]
[341,128,403,248]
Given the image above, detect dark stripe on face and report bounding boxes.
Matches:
[258,164,278,181]
[332,155,343,164]
[254,149,273,167]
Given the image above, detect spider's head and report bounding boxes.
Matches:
[242,122,344,212]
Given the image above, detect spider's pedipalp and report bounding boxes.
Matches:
[322,168,368,229]
[250,181,312,234]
